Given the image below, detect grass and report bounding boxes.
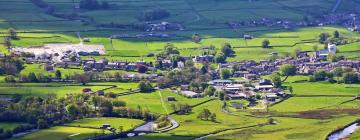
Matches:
[117,90,211,114]
[270,97,357,112]
[0,122,22,131]
[67,117,144,131]
[0,83,110,97]
[207,115,360,140]
[285,82,360,96]
[11,126,106,140]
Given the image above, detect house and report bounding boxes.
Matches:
[244,73,258,80]
[207,79,233,86]
[44,64,54,71]
[224,84,243,93]
[193,55,214,63]
[180,91,203,98]
[243,35,253,40]
[101,124,111,129]
[227,92,247,100]
[166,96,176,101]
[254,79,274,90]
[317,44,337,59]
[265,93,279,102]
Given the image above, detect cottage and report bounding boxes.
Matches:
[207,79,233,86]
[44,64,54,71]
[166,96,176,101]
[265,93,278,102]
[180,91,203,98]
[254,79,274,90]
[227,92,247,100]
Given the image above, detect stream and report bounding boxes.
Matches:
[327,122,360,140]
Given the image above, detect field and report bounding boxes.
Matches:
[1,0,360,140]
[11,126,106,140]
[0,83,110,97]
[67,117,145,131]
[207,115,360,140]
[0,122,22,131]
[117,90,212,114]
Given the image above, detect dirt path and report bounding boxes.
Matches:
[158,91,169,114]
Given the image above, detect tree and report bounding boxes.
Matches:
[164,43,179,55]
[8,28,18,40]
[28,72,38,82]
[270,72,282,88]
[327,52,337,63]
[55,70,61,79]
[288,86,293,93]
[137,64,148,73]
[262,39,270,48]
[280,64,296,81]
[312,45,318,52]
[314,70,327,81]
[138,81,153,92]
[4,75,16,83]
[221,43,235,57]
[204,86,216,96]
[319,32,330,44]
[66,104,78,117]
[220,69,231,79]
[215,53,226,63]
[197,108,211,120]
[192,34,201,43]
[343,72,359,84]
[216,91,225,100]
[334,30,340,38]
[37,119,48,129]
[210,113,217,122]
[74,73,90,85]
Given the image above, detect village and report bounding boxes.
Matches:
[6,40,360,110]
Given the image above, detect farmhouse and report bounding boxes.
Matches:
[180,91,203,98]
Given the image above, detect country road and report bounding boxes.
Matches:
[331,0,342,13]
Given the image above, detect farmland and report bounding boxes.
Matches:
[67,118,145,132]
[0,0,360,140]
[11,126,106,140]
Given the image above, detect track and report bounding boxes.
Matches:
[331,0,343,13]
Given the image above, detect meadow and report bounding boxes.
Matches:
[117,90,212,114]
[11,126,106,140]
[0,83,110,97]
[67,117,145,131]
[0,122,23,131]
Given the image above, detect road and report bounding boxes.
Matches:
[331,0,342,13]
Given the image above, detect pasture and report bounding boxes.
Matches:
[0,122,22,131]
[68,117,144,131]
[207,115,360,140]
[0,83,110,97]
[11,126,106,140]
[117,90,211,114]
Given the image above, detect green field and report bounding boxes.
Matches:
[0,83,110,97]
[117,90,212,114]
[11,126,106,140]
[67,117,145,131]
[0,122,22,131]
